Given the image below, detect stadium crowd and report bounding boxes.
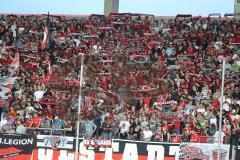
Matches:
[0,13,240,144]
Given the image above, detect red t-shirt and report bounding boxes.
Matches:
[207,46,215,52]
[143,98,151,107]
[32,116,41,127]
[179,82,188,93]
[212,99,220,110]
[7,111,17,118]
[179,101,187,108]
[182,127,192,135]
[190,133,200,143]
[100,80,109,91]
[31,75,36,83]
[234,34,240,43]
[174,118,181,129]
[39,77,46,84]
[172,136,182,143]
[161,123,171,132]
[187,47,195,56]
[25,118,32,127]
[0,100,4,107]
[171,31,178,38]
[135,74,144,85]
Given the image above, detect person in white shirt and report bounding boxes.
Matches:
[214,128,225,144]
[222,101,230,112]
[16,120,26,134]
[119,116,130,139]
[142,126,153,141]
[201,84,211,100]
[0,115,7,132]
[166,43,175,57]
[34,86,45,101]
[210,115,217,127]
[25,101,35,118]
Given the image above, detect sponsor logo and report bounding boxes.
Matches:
[0,134,36,160]
[180,143,230,160]
[43,136,67,150]
[0,138,34,145]
[180,146,210,160]
[83,138,112,148]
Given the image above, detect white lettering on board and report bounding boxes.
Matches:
[59,150,74,160]
[38,148,53,160]
[147,145,164,160]
[122,143,138,160]
[169,146,180,160]
[79,142,95,160]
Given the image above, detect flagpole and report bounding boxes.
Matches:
[218,58,225,160]
[75,53,84,160]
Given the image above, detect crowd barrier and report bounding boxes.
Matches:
[26,127,231,144]
[170,135,231,144]
[0,134,235,160]
[26,127,72,136]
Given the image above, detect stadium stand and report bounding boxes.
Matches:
[0,13,240,145]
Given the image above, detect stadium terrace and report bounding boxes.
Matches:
[0,12,240,159]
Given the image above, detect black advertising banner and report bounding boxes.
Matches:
[0,134,36,160]
[71,139,180,160]
[33,136,180,160]
[76,139,180,160]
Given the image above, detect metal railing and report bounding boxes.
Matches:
[26,127,72,136]
[169,134,231,144]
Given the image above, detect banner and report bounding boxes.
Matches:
[0,135,231,160]
[179,143,230,160]
[32,135,233,160]
[32,136,180,160]
[0,134,36,160]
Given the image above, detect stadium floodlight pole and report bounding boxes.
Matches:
[217,58,225,160]
[75,53,84,160]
